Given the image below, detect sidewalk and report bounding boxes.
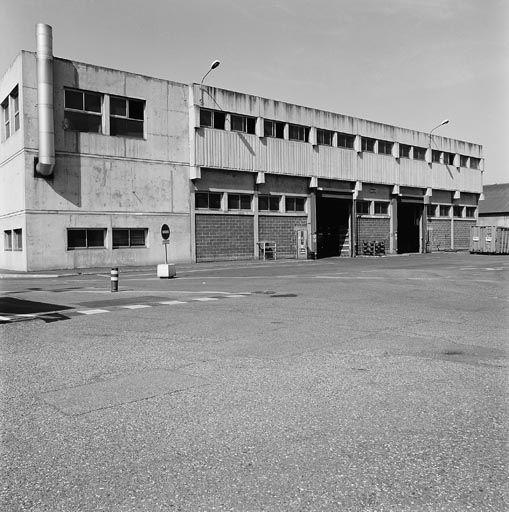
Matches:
[0,257,316,279]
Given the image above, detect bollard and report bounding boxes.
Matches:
[111,267,118,292]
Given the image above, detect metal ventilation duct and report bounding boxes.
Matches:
[35,23,55,176]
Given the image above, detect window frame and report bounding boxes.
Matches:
[288,124,309,142]
[373,201,389,215]
[399,144,411,158]
[227,193,252,211]
[337,132,355,149]
[465,206,476,218]
[4,230,12,251]
[12,228,22,251]
[439,205,451,218]
[285,196,306,212]
[109,95,145,139]
[200,108,226,130]
[377,140,393,155]
[112,228,147,248]
[469,157,480,170]
[356,200,371,215]
[263,119,285,139]
[317,129,333,146]
[427,204,437,217]
[453,205,464,218]
[195,191,222,210]
[361,137,375,153]
[258,194,281,212]
[64,88,103,134]
[67,228,106,250]
[459,155,469,168]
[413,146,426,161]
[432,150,441,163]
[230,114,256,135]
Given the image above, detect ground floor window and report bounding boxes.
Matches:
[227,194,252,211]
[3,229,22,251]
[285,196,306,212]
[259,195,281,212]
[465,207,476,218]
[195,192,222,210]
[67,228,106,249]
[4,230,12,250]
[356,200,370,215]
[453,205,464,218]
[439,205,451,217]
[427,204,437,217]
[112,228,147,248]
[374,201,389,215]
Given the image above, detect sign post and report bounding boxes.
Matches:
[157,224,176,278]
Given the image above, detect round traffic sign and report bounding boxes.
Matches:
[161,224,171,240]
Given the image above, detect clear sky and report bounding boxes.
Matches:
[1,0,507,183]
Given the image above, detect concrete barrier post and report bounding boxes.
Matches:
[111,267,118,292]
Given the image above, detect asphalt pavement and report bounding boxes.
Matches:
[1,253,508,511]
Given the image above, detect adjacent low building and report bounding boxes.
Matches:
[477,183,509,227]
[0,24,484,271]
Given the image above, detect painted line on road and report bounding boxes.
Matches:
[76,309,110,315]
[158,300,187,305]
[192,297,219,302]
[121,304,152,309]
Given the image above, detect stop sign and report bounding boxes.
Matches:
[161,224,170,240]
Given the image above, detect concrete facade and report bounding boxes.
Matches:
[1,39,484,270]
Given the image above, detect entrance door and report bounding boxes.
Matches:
[316,196,351,258]
[397,202,422,253]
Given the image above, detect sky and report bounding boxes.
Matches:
[1,0,507,184]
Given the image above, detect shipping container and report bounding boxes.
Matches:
[470,226,509,254]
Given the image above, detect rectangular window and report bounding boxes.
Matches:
[469,157,480,170]
[439,205,450,217]
[64,89,102,133]
[199,109,226,130]
[4,230,12,251]
[413,146,426,160]
[453,205,463,218]
[337,133,355,149]
[427,204,437,217]
[227,194,252,210]
[264,119,285,139]
[288,124,309,142]
[377,140,393,155]
[459,155,469,167]
[432,150,441,163]
[67,229,106,249]
[2,98,10,139]
[110,95,144,138]
[361,137,375,152]
[12,228,22,251]
[400,144,411,158]
[444,152,455,165]
[356,200,370,215]
[465,206,476,218]
[285,196,306,212]
[112,228,147,248]
[195,192,222,209]
[258,195,281,212]
[11,86,19,132]
[317,129,333,146]
[230,114,256,134]
[374,202,389,215]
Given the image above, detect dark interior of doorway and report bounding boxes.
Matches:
[398,202,421,253]
[316,196,350,258]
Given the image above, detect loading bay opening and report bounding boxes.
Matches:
[397,201,422,254]
[316,195,351,258]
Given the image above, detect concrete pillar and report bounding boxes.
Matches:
[351,197,357,256]
[421,206,428,253]
[390,197,398,254]
[308,191,317,257]
[253,177,259,259]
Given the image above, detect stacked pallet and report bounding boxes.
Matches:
[362,241,386,256]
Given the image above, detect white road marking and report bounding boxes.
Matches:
[15,313,38,317]
[158,300,187,305]
[121,304,152,309]
[225,294,249,298]
[0,316,12,321]
[192,297,218,302]
[76,309,109,315]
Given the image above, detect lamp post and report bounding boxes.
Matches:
[200,59,221,105]
[429,119,450,148]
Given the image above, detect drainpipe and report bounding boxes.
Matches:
[35,23,55,176]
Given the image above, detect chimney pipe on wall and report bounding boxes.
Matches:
[35,23,55,176]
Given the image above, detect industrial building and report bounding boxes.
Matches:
[1,24,484,271]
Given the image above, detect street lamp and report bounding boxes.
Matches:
[200,59,221,104]
[429,119,450,148]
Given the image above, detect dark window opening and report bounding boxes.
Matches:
[64,89,103,133]
[432,150,441,163]
[356,200,370,215]
[469,157,480,170]
[112,228,147,248]
[259,195,281,211]
[453,205,463,218]
[400,144,411,158]
[228,194,252,210]
[439,205,450,217]
[195,192,222,209]
[317,129,333,146]
[109,96,144,138]
[288,124,309,142]
[4,230,12,251]
[361,137,375,152]
[285,197,306,212]
[337,133,355,149]
[444,152,455,165]
[413,146,426,161]
[67,229,105,249]
[374,202,389,215]
[264,119,285,138]
[460,155,469,167]
[465,207,476,218]
[231,114,256,134]
[378,140,393,155]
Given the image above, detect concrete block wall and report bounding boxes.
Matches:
[258,216,307,258]
[195,214,254,262]
[428,219,451,251]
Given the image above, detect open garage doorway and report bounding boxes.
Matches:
[316,195,351,258]
[397,202,422,253]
